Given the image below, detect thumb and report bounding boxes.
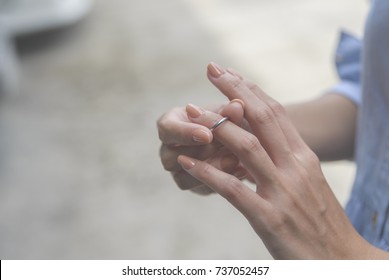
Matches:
[219,99,245,127]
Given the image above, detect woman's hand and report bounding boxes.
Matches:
[177,63,370,259]
[157,101,246,194]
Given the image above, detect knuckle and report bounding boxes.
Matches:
[199,163,213,180]
[309,151,320,165]
[246,81,261,92]
[159,145,179,171]
[251,106,274,126]
[161,156,177,172]
[196,161,245,202]
[239,134,262,155]
[266,209,289,235]
[156,114,166,129]
[268,100,286,117]
[226,75,244,91]
[294,147,321,170]
[156,114,171,142]
[221,176,244,201]
[292,165,311,188]
[303,150,320,167]
[156,107,182,143]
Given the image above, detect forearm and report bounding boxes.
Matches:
[285,93,358,161]
[367,245,389,259]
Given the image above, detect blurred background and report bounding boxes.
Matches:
[0,0,368,259]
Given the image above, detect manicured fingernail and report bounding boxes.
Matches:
[207,62,225,78]
[230,99,245,109]
[192,129,212,143]
[177,155,196,170]
[220,154,239,172]
[186,104,204,118]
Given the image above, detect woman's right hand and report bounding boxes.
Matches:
[176,63,370,259]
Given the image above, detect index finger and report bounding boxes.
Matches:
[207,62,294,168]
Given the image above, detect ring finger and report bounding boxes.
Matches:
[186,102,278,187]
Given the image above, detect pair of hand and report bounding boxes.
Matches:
[158,62,369,259]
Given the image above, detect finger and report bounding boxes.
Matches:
[226,67,244,80]
[219,99,245,126]
[230,71,308,154]
[173,151,239,190]
[157,107,213,146]
[160,142,221,172]
[177,155,269,222]
[207,62,295,168]
[218,97,253,134]
[186,103,278,186]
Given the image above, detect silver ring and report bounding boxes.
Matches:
[210,116,229,131]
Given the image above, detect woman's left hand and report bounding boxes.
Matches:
[177,63,370,259]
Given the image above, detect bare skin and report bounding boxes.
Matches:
[157,63,389,259]
[158,69,357,194]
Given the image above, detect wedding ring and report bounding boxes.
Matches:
[210,116,229,131]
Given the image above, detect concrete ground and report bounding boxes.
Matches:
[0,0,367,259]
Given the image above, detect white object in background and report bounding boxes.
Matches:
[0,26,19,95]
[0,0,93,95]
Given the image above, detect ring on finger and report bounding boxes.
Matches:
[210,116,229,131]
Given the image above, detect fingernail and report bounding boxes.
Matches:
[230,99,245,109]
[192,129,212,143]
[186,104,204,118]
[207,62,225,78]
[220,154,239,172]
[177,155,196,170]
